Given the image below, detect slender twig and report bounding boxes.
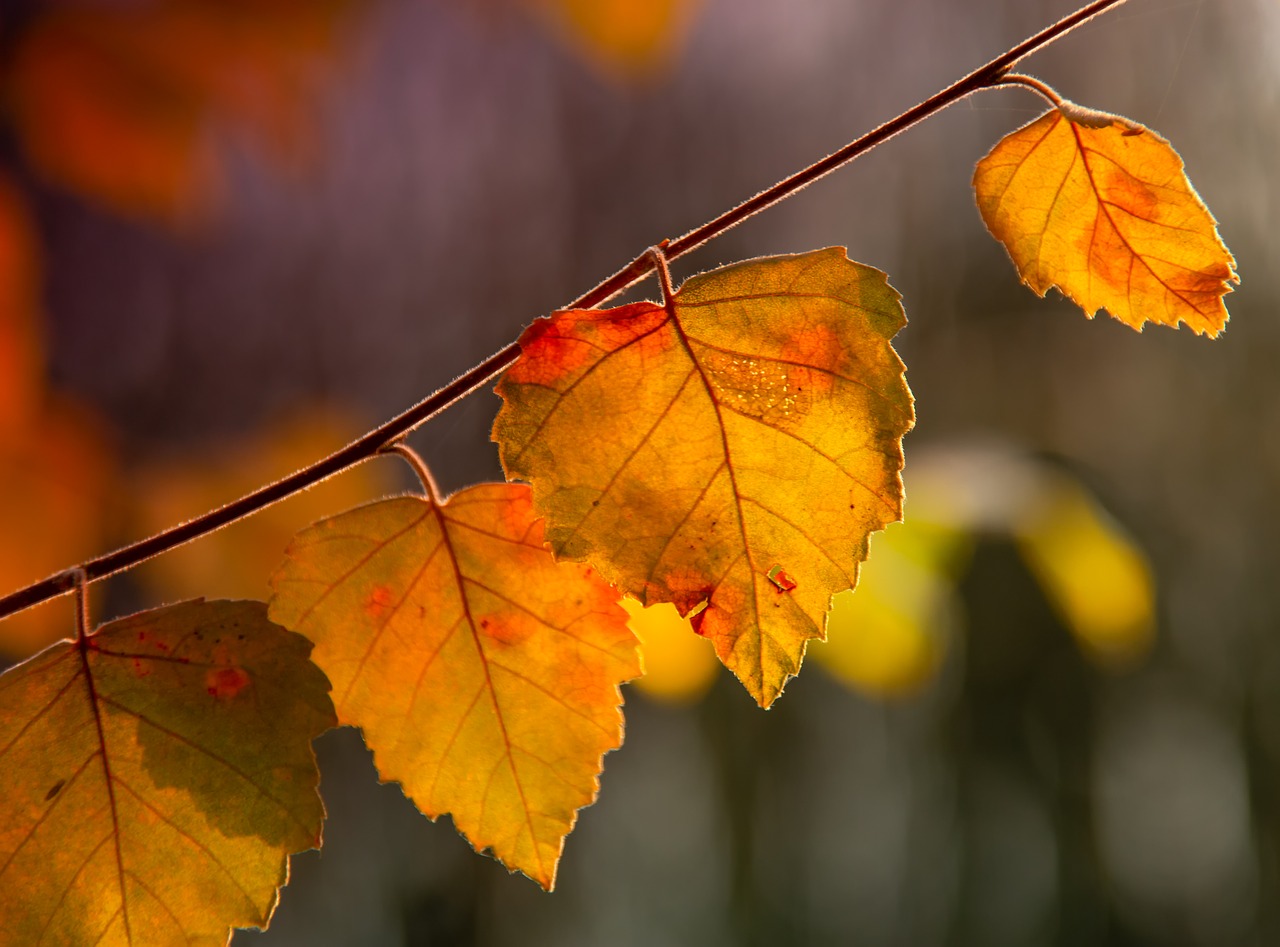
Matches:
[72,570,90,642]
[647,244,676,305]
[0,0,1130,624]
[380,440,443,503]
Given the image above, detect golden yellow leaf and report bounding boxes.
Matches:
[494,248,915,707]
[268,484,640,890]
[0,600,335,945]
[974,104,1237,335]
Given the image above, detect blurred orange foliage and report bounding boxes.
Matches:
[6,0,357,221]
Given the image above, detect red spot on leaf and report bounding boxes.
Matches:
[131,657,151,678]
[476,614,534,647]
[205,666,250,699]
[767,565,797,592]
[689,607,709,637]
[507,303,673,387]
[363,584,396,619]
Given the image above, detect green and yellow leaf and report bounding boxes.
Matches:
[0,600,334,946]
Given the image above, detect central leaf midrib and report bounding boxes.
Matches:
[665,305,765,686]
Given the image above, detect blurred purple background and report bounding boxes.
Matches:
[11,0,1280,943]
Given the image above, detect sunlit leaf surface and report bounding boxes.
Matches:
[494,248,914,706]
[0,600,334,945]
[974,104,1237,335]
[269,484,640,889]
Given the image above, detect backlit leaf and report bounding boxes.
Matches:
[494,248,915,707]
[974,103,1237,335]
[268,484,640,890]
[0,600,334,945]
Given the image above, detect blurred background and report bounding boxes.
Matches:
[1,0,1278,943]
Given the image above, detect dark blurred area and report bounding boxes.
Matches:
[3,0,1279,943]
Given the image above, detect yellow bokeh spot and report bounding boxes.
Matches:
[1015,481,1154,667]
[812,524,959,699]
[531,0,702,78]
[622,598,719,704]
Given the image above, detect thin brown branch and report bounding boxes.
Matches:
[0,0,1130,625]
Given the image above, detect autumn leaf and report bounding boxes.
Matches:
[973,102,1237,335]
[0,600,334,945]
[493,248,915,707]
[268,483,640,890]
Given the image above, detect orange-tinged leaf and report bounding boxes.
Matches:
[268,484,640,890]
[494,248,915,707]
[974,104,1237,335]
[0,600,335,945]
